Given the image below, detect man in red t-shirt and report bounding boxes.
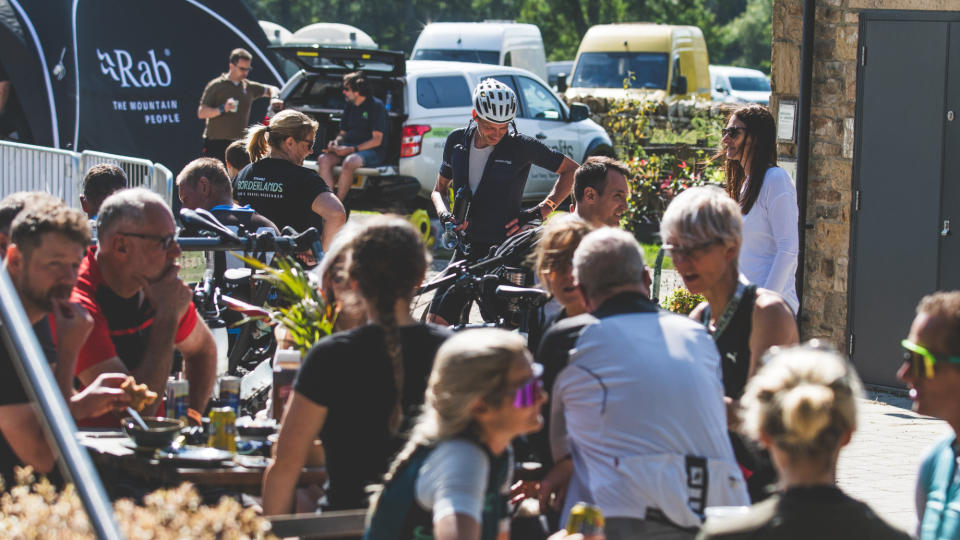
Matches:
[71,188,217,424]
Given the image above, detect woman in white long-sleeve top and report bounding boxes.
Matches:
[719,104,799,314]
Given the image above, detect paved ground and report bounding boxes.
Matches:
[837,390,952,535]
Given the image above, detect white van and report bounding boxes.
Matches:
[411,22,548,81]
[709,65,770,105]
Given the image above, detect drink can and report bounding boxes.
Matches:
[208,407,237,452]
[165,379,189,420]
[219,376,241,414]
[566,502,604,535]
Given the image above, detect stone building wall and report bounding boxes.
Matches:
[771,0,955,346]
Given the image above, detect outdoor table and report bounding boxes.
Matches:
[77,430,326,497]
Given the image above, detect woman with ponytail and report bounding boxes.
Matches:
[697,343,910,539]
[262,216,451,514]
[233,109,346,250]
[365,328,547,540]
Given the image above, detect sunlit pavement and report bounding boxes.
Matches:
[837,392,952,535]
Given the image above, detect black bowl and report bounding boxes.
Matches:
[122,417,184,449]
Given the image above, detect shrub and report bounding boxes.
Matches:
[661,287,706,315]
[620,151,724,233]
[0,470,275,539]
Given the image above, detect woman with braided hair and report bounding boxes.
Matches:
[262,216,451,514]
[365,328,547,540]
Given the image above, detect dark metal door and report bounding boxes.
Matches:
[850,18,948,386]
[939,23,960,291]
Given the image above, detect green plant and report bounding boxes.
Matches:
[238,255,337,355]
[621,151,723,232]
[661,287,705,315]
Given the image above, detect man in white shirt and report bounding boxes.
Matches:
[537,228,748,540]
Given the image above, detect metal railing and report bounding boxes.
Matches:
[0,140,174,208]
[0,266,122,539]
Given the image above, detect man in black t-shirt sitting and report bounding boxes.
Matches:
[178,158,278,234]
[178,158,279,280]
[315,71,389,202]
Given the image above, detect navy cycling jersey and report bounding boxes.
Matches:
[439,125,564,246]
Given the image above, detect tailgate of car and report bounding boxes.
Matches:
[271,46,405,77]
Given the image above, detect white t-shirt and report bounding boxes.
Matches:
[739,166,799,313]
[468,134,495,194]
[415,439,512,532]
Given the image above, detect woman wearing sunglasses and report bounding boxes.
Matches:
[897,291,960,540]
[234,109,346,252]
[262,216,451,515]
[661,186,798,501]
[365,328,547,540]
[698,343,910,540]
[718,104,799,315]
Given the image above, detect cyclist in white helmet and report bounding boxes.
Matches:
[427,78,579,326]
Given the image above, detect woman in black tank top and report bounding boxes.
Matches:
[661,186,799,501]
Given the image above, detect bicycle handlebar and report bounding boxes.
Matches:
[177,208,321,255]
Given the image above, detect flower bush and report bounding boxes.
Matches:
[661,287,706,315]
[620,151,725,234]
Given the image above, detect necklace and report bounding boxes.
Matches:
[703,281,747,339]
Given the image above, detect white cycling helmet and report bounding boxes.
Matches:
[473,79,518,124]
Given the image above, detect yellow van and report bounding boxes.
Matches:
[563,23,710,101]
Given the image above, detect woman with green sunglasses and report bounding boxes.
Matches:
[897,291,960,540]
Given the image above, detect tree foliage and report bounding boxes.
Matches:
[244,0,772,72]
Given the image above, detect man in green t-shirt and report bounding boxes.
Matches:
[197,48,281,162]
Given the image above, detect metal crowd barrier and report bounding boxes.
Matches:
[0,140,174,208]
[0,266,123,539]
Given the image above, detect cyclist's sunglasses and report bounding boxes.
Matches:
[721,126,745,138]
[901,339,960,379]
[513,363,544,408]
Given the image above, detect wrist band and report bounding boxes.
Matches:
[218,104,226,114]
[542,198,558,212]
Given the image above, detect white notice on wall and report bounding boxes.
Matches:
[777,101,797,142]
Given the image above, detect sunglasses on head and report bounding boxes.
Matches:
[901,339,960,379]
[512,363,544,408]
[721,126,745,138]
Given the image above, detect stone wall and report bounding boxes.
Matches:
[771,0,953,346]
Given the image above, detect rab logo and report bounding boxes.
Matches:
[97,48,172,88]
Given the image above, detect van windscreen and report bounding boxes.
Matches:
[729,76,770,92]
[571,52,668,90]
[413,49,499,65]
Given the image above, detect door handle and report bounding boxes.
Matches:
[536,133,547,139]
[942,220,951,238]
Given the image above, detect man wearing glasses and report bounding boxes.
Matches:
[70,188,217,426]
[316,71,388,202]
[197,48,281,162]
[898,291,960,540]
[536,228,747,538]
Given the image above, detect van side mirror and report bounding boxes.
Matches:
[715,84,727,94]
[557,73,568,94]
[569,102,589,122]
[672,75,688,95]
